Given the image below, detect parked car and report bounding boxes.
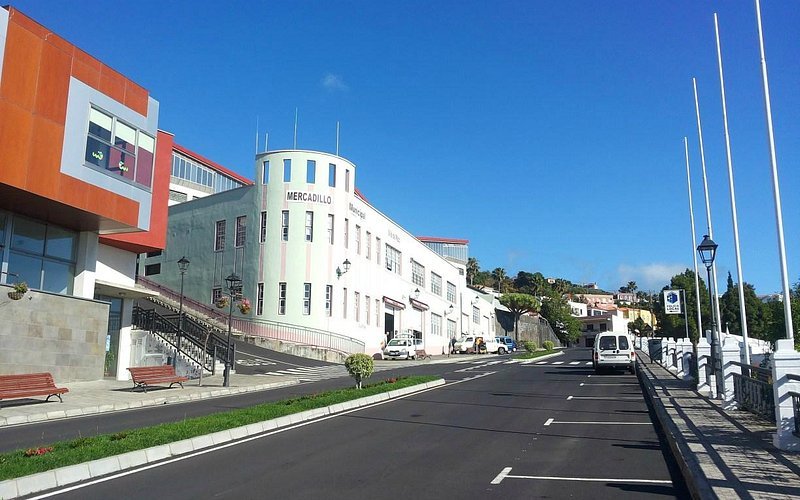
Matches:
[454,336,476,354]
[383,338,421,360]
[454,335,502,354]
[495,336,517,353]
[592,332,636,374]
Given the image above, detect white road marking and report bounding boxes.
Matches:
[544,417,554,426]
[568,396,642,400]
[566,396,573,400]
[490,468,672,485]
[569,361,580,365]
[535,361,548,365]
[579,382,585,386]
[586,361,593,365]
[552,361,564,365]
[582,383,639,386]
[547,420,651,425]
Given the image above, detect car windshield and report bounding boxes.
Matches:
[598,336,617,350]
[387,339,409,347]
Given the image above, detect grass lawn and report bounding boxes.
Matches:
[0,375,437,481]
[514,349,561,360]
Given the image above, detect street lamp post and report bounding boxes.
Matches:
[697,235,720,395]
[223,272,242,388]
[175,256,190,367]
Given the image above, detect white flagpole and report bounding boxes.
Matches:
[293,108,298,149]
[684,137,704,344]
[714,13,751,364]
[336,121,340,156]
[255,116,259,156]
[755,0,794,341]
[693,78,723,345]
[265,132,269,152]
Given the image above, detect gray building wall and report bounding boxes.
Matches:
[1,285,109,382]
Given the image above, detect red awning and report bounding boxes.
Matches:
[410,298,429,311]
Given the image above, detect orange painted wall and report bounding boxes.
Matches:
[0,7,153,233]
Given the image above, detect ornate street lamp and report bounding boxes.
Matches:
[697,235,720,393]
[223,272,242,387]
[336,259,351,279]
[174,256,190,367]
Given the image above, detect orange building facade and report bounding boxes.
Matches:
[0,7,170,381]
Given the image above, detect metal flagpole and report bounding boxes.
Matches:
[336,121,340,156]
[293,108,298,149]
[714,13,751,364]
[755,0,794,341]
[684,137,704,343]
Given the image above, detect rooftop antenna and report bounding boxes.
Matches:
[264,132,269,153]
[293,107,298,149]
[336,121,340,156]
[255,116,259,156]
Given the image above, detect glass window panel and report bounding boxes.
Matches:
[11,218,46,254]
[88,108,112,141]
[114,121,136,154]
[0,212,7,249]
[43,260,73,294]
[85,136,111,169]
[45,226,77,260]
[329,164,336,187]
[283,159,291,182]
[307,160,316,183]
[262,160,269,184]
[7,251,42,289]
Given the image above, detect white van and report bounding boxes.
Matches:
[592,332,636,374]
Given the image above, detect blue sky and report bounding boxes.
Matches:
[12,0,798,294]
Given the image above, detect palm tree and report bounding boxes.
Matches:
[466,257,479,286]
[492,268,507,293]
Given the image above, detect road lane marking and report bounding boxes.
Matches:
[490,468,671,485]
[544,418,555,426]
[552,361,564,365]
[579,382,585,386]
[568,396,642,400]
[581,383,639,386]
[547,420,651,425]
[566,396,573,400]
[569,361,580,365]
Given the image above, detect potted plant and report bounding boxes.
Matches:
[238,298,251,315]
[8,281,28,300]
[215,296,229,309]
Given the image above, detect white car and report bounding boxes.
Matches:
[383,338,420,360]
[592,332,636,374]
[454,336,501,354]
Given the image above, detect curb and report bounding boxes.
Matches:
[637,358,714,500]
[0,379,445,499]
[0,379,300,428]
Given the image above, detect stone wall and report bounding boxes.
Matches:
[0,285,109,382]
[496,310,562,347]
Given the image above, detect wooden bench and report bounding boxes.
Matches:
[0,373,69,407]
[127,365,188,393]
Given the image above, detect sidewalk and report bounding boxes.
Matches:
[637,349,800,499]
[0,372,298,427]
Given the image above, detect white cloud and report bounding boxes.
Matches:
[616,263,686,291]
[321,73,348,91]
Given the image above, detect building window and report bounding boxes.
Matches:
[344,218,349,249]
[303,283,312,315]
[325,285,333,317]
[345,169,351,192]
[235,216,246,247]
[214,220,226,252]
[354,291,360,322]
[375,298,381,326]
[366,295,371,325]
[144,263,160,276]
[447,319,457,339]
[305,211,314,242]
[343,287,348,319]
[212,287,222,304]
[366,231,371,259]
[385,244,401,274]
[257,283,264,315]
[307,160,316,183]
[278,282,287,315]
[472,306,480,324]
[84,107,154,189]
[283,159,291,182]
[260,211,267,243]
[327,214,334,245]
[431,273,442,296]
[600,323,607,332]
[328,163,336,187]
[431,313,442,336]
[281,211,289,241]
[146,250,162,258]
[376,237,381,265]
[262,160,269,184]
[411,260,425,287]
[355,225,361,255]
[447,282,456,303]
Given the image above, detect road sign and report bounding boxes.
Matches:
[664,290,681,314]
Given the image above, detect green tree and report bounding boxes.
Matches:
[514,271,549,297]
[344,353,374,389]
[539,292,581,345]
[655,269,709,343]
[499,293,540,341]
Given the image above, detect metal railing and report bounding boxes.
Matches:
[137,276,365,355]
[132,306,230,374]
[731,361,775,422]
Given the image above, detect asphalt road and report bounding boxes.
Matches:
[36,348,689,499]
